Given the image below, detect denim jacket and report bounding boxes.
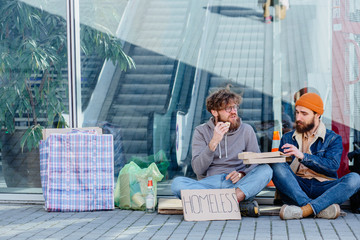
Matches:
[279,122,343,179]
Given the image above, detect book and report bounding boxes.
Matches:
[243,157,286,164]
[238,151,283,159]
[238,151,287,164]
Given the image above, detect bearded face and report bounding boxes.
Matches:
[218,114,240,131]
[295,115,315,133]
[215,105,241,131]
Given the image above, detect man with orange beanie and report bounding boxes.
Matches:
[271,92,360,220]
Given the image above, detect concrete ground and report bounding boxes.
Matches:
[0,203,359,240]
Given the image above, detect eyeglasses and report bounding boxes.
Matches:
[223,105,238,113]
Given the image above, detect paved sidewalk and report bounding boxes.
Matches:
[0,203,359,240]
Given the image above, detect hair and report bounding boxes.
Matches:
[206,88,242,113]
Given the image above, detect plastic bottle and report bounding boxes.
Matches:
[145,177,155,213]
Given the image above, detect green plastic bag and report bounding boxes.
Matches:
[114,161,163,210]
[129,150,169,177]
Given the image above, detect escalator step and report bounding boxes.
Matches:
[132,47,165,56]
[120,84,170,94]
[131,55,173,65]
[127,64,174,74]
[239,109,262,120]
[122,140,148,153]
[121,128,147,141]
[241,98,262,109]
[123,74,172,84]
[112,105,165,116]
[116,94,167,105]
[110,116,149,128]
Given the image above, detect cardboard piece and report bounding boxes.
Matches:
[158,198,182,209]
[238,151,287,164]
[158,209,184,215]
[158,198,183,214]
[42,127,103,140]
[243,157,286,164]
[238,151,283,159]
[180,189,241,221]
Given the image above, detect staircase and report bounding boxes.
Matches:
[105,47,177,161]
[103,0,190,161]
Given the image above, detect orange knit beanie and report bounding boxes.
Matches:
[295,93,324,115]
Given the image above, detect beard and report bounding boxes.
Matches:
[295,117,315,133]
[218,114,240,131]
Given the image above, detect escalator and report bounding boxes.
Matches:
[99,0,192,163]
[104,46,177,161]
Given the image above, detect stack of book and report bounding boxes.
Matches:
[238,151,288,164]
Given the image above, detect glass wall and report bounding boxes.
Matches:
[76,0,353,195]
[0,1,69,193]
[1,0,359,197]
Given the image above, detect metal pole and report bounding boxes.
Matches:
[66,0,81,128]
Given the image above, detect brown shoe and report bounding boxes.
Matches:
[316,204,340,219]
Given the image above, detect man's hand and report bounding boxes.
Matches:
[225,171,244,184]
[209,122,230,151]
[281,143,304,160]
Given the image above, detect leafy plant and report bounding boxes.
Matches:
[0,1,135,151]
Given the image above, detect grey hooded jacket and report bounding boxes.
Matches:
[191,117,260,180]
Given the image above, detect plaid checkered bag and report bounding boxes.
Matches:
[40,129,114,212]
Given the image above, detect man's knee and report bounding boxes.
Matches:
[257,164,273,182]
[171,176,192,199]
[171,177,185,198]
[343,172,360,191]
[271,162,291,178]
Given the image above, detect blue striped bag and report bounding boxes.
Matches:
[40,129,114,212]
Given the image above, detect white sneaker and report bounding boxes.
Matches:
[279,204,303,220]
[316,204,341,219]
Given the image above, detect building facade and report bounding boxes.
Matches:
[0,0,359,200]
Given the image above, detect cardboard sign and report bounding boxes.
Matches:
[180,188,241,221]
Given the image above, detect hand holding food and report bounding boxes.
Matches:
[209,122,231,151]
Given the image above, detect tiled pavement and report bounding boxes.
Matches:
[0,203,359,240]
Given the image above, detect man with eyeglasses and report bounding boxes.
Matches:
[171,88,273,217]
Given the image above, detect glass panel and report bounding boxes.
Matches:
[78,0,279,195]
[76,0,357,196]
[77,1,135,181]
[332,0,360,175]
[2,0,358,201]
[277,1,332,133]
[0,1,68,192]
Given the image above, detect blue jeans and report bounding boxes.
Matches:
[171,164,272,200]
[271,162,360,214]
